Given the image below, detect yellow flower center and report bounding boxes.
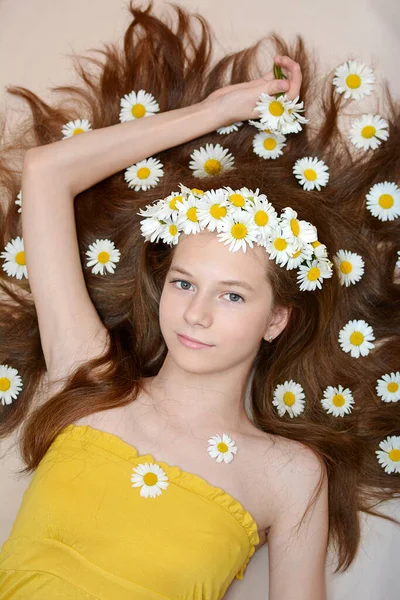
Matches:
[210,204,227,219]
[312,240,321,248]
[350,331,364,346]
[131,103,146,118]
[137,167,150,180]
[304,168,317,181]
[387,382,399,393]
[346,74,361,89]
[283,391,295,406]
[263,137,277,151]
[191,188,204,195]
[263,128,271,134]
[169,224,178,236]
[269,101,284,117]
[217,442,229,453]
[73,128,84,135]
[255,210,268,226]
[97,251,110,264]
[378,194,394,209]
[187,207,198,222]
[0,377,11,392]
[169,195,183,210]
[231,223,248,239]
[274,238,287,251]
[204,159,222,175]
[290,218,300,237]
[229,193,245,207]
[291,249,302,259]
[15,251,26,266]
[143,472,158,486]
[361,126,376,139]
[307,267,321,281]
[332,394,345,407]
[340,260,353,274]
[388,449,400,462]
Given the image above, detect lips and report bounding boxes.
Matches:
[178,334,212,346]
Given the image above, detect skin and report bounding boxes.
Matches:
[146,229,290,434]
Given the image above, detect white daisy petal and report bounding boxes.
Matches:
[119,89,160,122]
[197,189,229,233]
[293,156,330,191]
[349,114,389,151]
[243,196,279,242]
[0,364,23,406]
[131,462,169,498]
[0,236,28,280]
[124,157,164,191]
[207,433,238,464]
[333,250,365,286]
[272,380,306,418]
[176,194,202,235]
[252,131,286,159]
[280,207,318,245]
[189,143,235,178]
[216,210,260,253]
[61,119,92,139]
[297,259,331,291]
[15,190,22,213]
[338,319,375,358]
[376,372,400,403]
[365,181,400,221]
[321,385,355,417]
[85,238,121,275]
[255,94,308,135]
[375,436,400,474]
[265,226,297,267]
[333,60,375,101]
[216,122,243,134]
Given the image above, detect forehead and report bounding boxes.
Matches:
[170,230,269,282]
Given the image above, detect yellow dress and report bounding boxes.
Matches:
[0,424,260,599]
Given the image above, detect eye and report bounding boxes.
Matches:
[223,292,244,304]
[169,280,244,303]
[170,279,193,291]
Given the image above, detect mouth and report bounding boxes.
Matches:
[177,333,214,348]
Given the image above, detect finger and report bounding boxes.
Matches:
[264,78,289,96]
[274,55,302,100]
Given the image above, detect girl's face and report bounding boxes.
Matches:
[159,230,289,376]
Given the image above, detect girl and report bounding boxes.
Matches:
[0,1,399,598]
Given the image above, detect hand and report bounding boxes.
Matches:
[204,55,303,124]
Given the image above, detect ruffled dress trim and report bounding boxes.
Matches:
[54,424,260,580]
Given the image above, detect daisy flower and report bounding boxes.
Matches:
[176,194,202,235]
[156,192,186,222]
[349,114,389,150]
[311,240,328,259]
[252,130,286,159]
[139,215,166,243]
[15,190,22,213]
[338,319,375,358]
[376,372,400,403]
[61,119,92,139]
[124,157,164,191]
[216,121,243,134]
[159,219,181,246]
[280,96,309,134]
[0,364,23,406]
[280,207,318,246]
[217,210,260,253]
[119,89,160,122]
[265,226,297,267]
[131,462,169,498]
[1,236,28,280]
[333,60,375,101]
[375,436,400,474]
[272,380,306,418]
[189,143,235,178]
[207,433,238,464]
[223,187,248,209]
[321,385,355,417]
[297,259,331,291]
[333,250,365,286]
[293,157,330,191]
[197,189,229,233]
[85,239,121,275]
[365,181,400,221]
[255,93,307,134]
[286,244,314,270]
[244,196,279,242]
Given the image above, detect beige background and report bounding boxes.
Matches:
[1,0,400,598]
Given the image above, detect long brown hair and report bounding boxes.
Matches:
[1,0,399,575]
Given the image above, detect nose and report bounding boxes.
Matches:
[183,291,213,328]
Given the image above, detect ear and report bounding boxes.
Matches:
[263,305,291,342]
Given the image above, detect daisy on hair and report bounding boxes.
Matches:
[197,189,229,233]
[376,372,400,403]
[252,130,286,160]
[365,181,400,222]
[217,209,260,253]
[189,143,235,178]
[338,319,375,358]
[349,114,389,151]
[85,239,121,275]
[333,250,365,287]
[321,385,355,417]
[216,121,243,134]
[125,157,164,191]
[119,89,160,122]
[61,119,92,139]
[0,236,28,280]
[333,60,375,101]
[293,157,329,191]
[375,436,400,474]
[0,364,23,406]
[272,380,306,418]
[297,259,331,292]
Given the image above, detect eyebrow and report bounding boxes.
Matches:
[169,266,256,293]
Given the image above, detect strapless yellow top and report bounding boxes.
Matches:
[0,424,260,599]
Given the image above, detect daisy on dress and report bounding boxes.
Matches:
[131,462,169,498]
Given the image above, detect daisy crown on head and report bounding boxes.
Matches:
[137,184,333,292]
